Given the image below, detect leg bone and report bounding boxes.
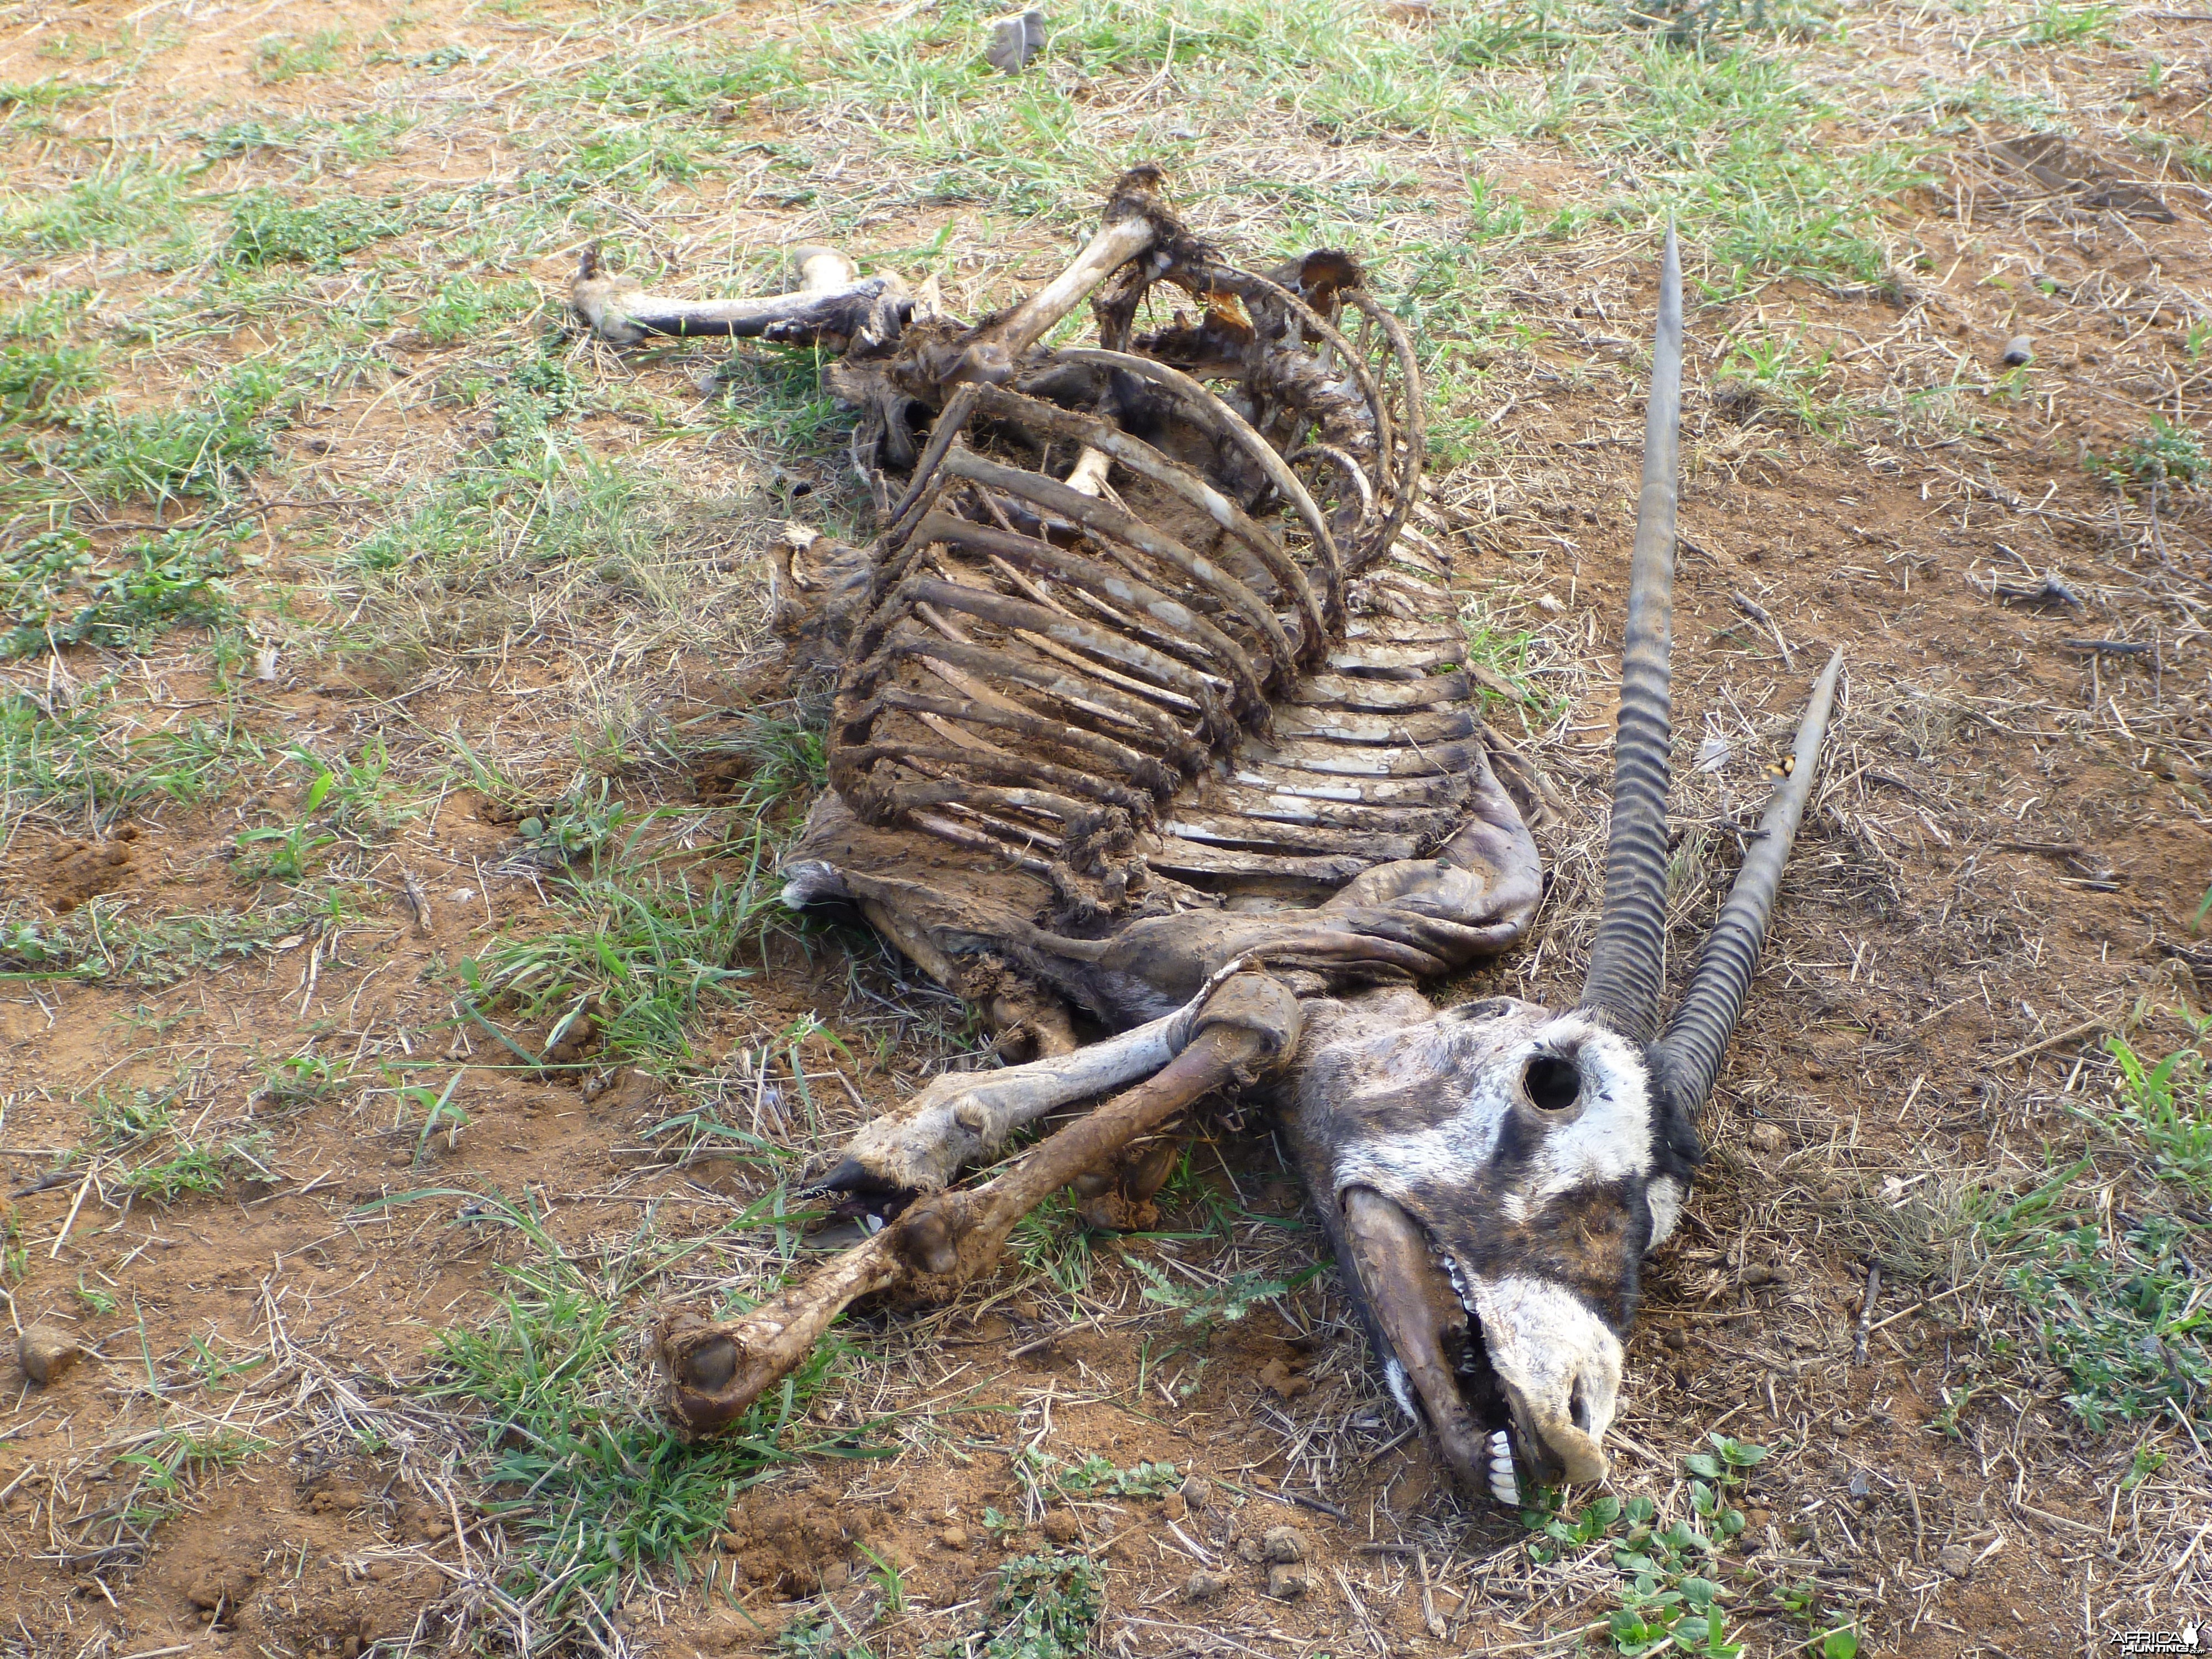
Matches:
[813,956,1253,1197]
[658,971,1300,1435]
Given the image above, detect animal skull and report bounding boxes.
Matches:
[571,170,1843,1507]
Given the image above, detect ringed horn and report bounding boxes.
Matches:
[1577,225,1847,1100]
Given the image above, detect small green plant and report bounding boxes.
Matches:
[400,1070,471,1165]
[1129,1258,1323,1328]
[124,1131,272,1202]
[87,1085,178,1147]
[973,1552,1103,1659]
[413,1192,872,1628]
[1035,1450,1182,1499]
[2122,1442,2168,1490]
[2095,416,2209,490]
[2004,1212,2209,1427]
[515,776,628,867]
[856,1540,906,1614]
[1522,1436,1768,1657]
[284,738,414,840]
[116,1426,270,1525]
[2023,0,2114,43]
[75,1277,118,1315]
[255,1052,337,1116]
[2,523,247,658]
[2106,1025,2212,1194]
[233,809,336,882]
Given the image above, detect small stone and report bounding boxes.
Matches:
[1178,1475,1211,1510]
[1184,1569,1226,1601]
[1261,1525,1306,1564]
[2001,335,2033,367]
[1265,1562,1309,1600]
[937,1525,968,1551]
[1160,1492,1188,1522]
[1042,1510,1081,1546]
[18,1324,82,1387]
[1662,1328,1689,1351]
[1748,1123,1788,1155]
[1936,1543,1975,1578]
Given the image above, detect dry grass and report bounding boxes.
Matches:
[1,0,2209,1655]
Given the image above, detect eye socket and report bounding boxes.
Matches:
[1524,1054,1581,1113]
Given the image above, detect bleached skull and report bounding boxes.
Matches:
[1287,993,1698,1501]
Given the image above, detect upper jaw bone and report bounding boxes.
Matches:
[1465,1272,1621,1487]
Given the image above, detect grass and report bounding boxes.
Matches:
[1977,1027,2212,1430]
[223,189,411,270]
[462,847,783,1066]
[1,892,333,985]
[416,1195,877,1629]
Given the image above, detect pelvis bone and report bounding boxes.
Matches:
[573,169,1845,1507]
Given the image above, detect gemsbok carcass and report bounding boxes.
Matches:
[570,168,1843,1505]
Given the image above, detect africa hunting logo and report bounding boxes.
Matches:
[2117,1620,2203,1655]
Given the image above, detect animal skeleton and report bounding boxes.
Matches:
[571,168,1843,1506]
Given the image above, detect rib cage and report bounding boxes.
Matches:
[821,182,1477,925]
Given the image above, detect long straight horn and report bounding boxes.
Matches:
[1579,227,1683,1043]
[1655,649,1844,1109]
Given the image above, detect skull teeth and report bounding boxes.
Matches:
[1488,1430,1519,1505]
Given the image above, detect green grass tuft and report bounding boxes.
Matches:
[417,1196,870,1626]
[224,189,411,269]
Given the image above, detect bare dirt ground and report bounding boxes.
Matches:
[2,1,2209,1656]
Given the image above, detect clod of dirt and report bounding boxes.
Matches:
[18,1323,82,1386]
[39,831,140,915]
[1160,1491,1188,1522]
[1261,1525,1306,1564]
[1185,1570,1226,1600]
[937,1525,969,1551]
[1257,1355,1313,1399]
[1041,1510,1081,1546]
[1177,1475,1211,1510]
[1937,1543,1976,1578]
[187,1562,262,1618]
[1265,1562,1310,1599]
[2002,335,2034,367]
[1748,1123,1790,1155]
[721,1493,879,1597]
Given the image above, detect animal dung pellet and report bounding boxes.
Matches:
[1185,1569,1226,1600]
[1265,1562,1310,1599]
[1261,1525,1307,1564]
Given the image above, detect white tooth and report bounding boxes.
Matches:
[1489,1430,1511,1458]
[1489,1471,1520,1505]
